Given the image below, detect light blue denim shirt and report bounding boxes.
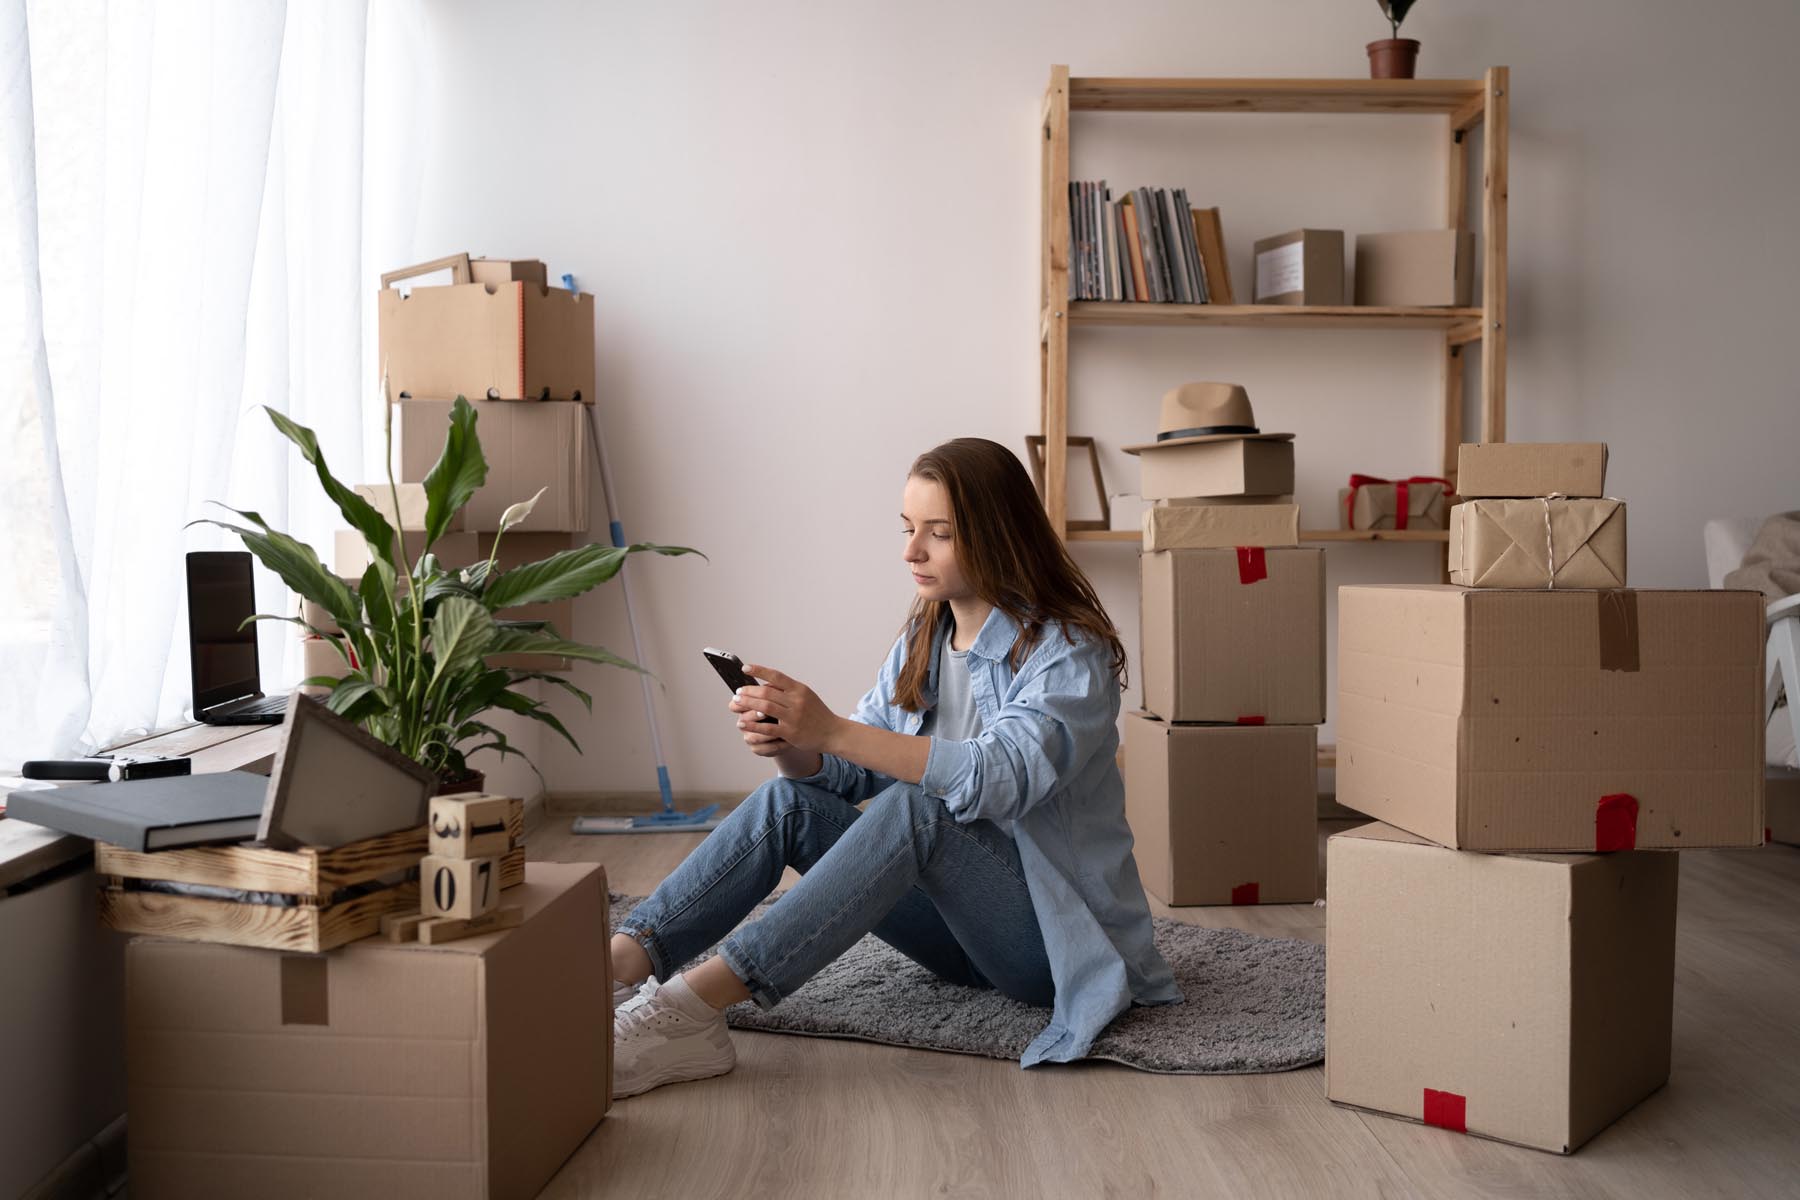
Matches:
[799,606,1182,1066]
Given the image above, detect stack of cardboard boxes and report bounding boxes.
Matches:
[1122,384,1324,906]
[1327,442,1767,1154]
[307,257,597,677]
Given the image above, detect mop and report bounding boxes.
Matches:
[568,276,721,835]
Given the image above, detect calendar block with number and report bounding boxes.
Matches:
[429,794,514,859]
[420,853,502,920]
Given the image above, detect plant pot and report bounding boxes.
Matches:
[436,768,486,796]
[1367,38,1420,79]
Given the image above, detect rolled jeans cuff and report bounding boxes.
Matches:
[615,919,672,983]
[715,937,782,1009]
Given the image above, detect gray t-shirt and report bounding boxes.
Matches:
[931,645,984,742]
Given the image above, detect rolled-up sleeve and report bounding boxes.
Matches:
[786,641,906,804]
[920,636,1114,824]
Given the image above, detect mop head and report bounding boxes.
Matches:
[572,805,722,836]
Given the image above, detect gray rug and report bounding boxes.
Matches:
[610,893,1324,1074]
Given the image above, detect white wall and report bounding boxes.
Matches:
[379,0,1800,798]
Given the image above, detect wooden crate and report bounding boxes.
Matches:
[96,825,425,954]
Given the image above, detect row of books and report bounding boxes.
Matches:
[1067,182,1235,306]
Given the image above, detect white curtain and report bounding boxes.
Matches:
[0,0,409,769]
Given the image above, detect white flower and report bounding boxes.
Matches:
[498,486,549,533]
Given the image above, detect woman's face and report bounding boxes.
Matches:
[901,476,972,604]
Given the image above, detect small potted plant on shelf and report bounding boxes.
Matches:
[1368,0,1420,79]
[196,394,697,793]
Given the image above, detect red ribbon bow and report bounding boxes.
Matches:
[1345,474,1455,531]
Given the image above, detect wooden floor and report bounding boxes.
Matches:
[524,815,1800,1199]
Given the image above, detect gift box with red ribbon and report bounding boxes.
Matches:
[1339,474,1455,531]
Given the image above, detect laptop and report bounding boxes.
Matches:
[186,550,290,725]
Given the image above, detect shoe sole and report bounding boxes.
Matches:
[613,1034,737,1099]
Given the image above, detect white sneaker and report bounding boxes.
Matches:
[612,976,736,1098]
[613,978,643,1010]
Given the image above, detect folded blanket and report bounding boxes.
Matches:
[1726,511,1800,601]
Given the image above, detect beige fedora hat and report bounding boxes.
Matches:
[1122,382,1295,454]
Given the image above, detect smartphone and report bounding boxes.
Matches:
[703,648,776,723]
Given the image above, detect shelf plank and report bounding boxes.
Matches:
[1069,76,1484,115]
[1067,529,1449,544]
[1067,302,1481,330]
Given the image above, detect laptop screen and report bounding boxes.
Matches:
[187,551,263,712]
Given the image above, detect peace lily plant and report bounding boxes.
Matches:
[197,394,694,785]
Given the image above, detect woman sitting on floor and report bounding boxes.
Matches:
[610,436,1181,1096]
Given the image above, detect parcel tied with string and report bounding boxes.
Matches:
[1449,497,1627,589]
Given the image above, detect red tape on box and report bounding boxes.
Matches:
[1596,793,1639,851]
[1235,545,1267,584]
[1235,715,1265,726]
[1422,1088,1467,1133]
[1230,882,1260,905]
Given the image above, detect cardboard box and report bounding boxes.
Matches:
[379,282,595,403]
[1326,822,1677,1154]
[1157,494,1295,507]
[469,258,548,287]
[1449,498,1628,589]
[1141,548,1325,724]
[1768,766,1800,846]
[1456,442,1609,499]
[299,635,351,692]
[1353,230,1475,308]
[354,482,464,534]
[1252,229,1344,305]
[334,530,481,579]
[395,397,590,533]
[125,862,610,1200]
[1337,584,1766,850]
[1124,713,1317,905]
[1142,503,1299,551]
[1339,479,1451,531]
[1136,438,1295,502]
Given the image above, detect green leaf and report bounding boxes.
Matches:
[358,559,399,645]
[508,671,594,712]
[429,596,496,688]
[263,407,399,569]
[487,626,645,671]
[192,513,361,631]
[447,668,519,726]
[422,396,487,546]
[483,542,699,610]
[493,689,580,754]
[327,678,390,722]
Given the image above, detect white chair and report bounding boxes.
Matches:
[1766,594,1800,768]
[1705,517,1800,769]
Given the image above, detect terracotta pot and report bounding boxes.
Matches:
[436,768,486,796]
[1366,38,1420,79]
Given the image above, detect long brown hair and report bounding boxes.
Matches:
[894,438,1128,711]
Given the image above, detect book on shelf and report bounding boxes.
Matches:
[1069,182,1229,305]
[1192,207,1236,305]
[1120,197,1149,300]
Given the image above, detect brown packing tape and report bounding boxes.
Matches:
[279,955,329,1026]
[1597,590,1640,673]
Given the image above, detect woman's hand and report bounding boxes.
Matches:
[734,664,843,755]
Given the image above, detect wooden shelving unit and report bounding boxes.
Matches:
[1037,65,1510,545]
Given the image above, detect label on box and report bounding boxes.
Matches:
[1256,242,1303,299]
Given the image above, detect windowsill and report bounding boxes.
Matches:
[0,722,284,893]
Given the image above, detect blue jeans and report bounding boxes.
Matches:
[617,775,1056,1009]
